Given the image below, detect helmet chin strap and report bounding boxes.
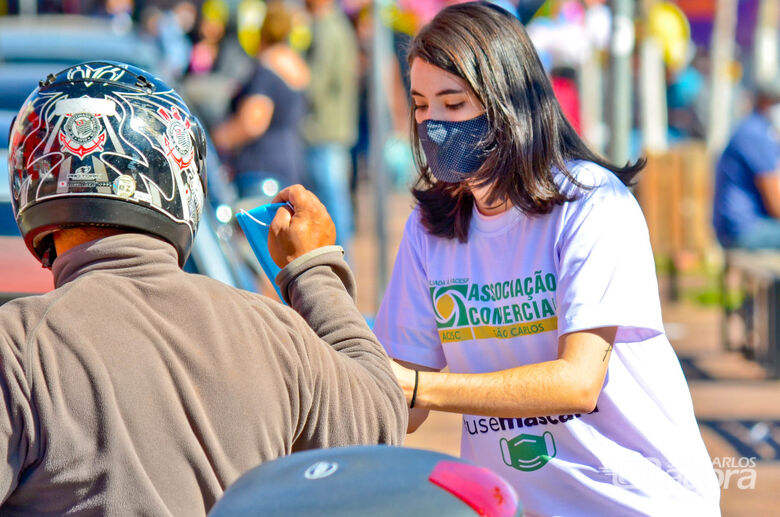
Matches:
[38,234,57,269]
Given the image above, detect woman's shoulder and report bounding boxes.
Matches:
[405,206,426,235]
[557,160,631,200]
[402,206,444,247]
[240,62,281,92]
[262,46,310,91]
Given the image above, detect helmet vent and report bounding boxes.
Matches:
[39,73,56,88]
[135,75,155,92]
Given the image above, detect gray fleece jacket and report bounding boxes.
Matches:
[0,233,406,516]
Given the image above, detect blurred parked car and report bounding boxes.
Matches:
[0,15,159,71]
[0,15,257,304]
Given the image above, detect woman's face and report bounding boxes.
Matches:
[410,58,509,215]
[409,58,483,125]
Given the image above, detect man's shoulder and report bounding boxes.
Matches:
[0,289,66,357]
[179,270,262,307]
[185,270,304,323]
[731,113,775,145]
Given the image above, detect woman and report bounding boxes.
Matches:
[212,0,309,201]
[373,3,720,516]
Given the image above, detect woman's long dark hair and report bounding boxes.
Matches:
[409,1,644,241]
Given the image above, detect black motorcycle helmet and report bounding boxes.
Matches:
[7,61,207,267]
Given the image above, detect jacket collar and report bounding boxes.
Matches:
[52,233,179,288]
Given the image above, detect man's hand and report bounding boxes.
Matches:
[268,185,337,267]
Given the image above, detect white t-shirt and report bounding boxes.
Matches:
[374,161,720,517]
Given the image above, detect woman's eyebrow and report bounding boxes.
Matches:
[434,88,463,96]
[410,88,464,97]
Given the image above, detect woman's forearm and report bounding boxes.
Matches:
[392,329,614,422]
[415,358,598,418]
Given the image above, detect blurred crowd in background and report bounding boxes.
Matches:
[0,0,776,274]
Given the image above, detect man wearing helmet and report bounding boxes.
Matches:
[0,61,406,514]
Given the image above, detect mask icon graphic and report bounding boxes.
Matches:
[500,431,556,472]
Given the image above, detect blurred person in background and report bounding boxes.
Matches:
[550,65,581,135]
[372,3,720,515]
[524,0,587,135]
[712,79,780,250]
[188,0,230,76]
[188,0,255,78]
[96,0,134,33]
[346,4,374,210]
[302,0,359,255]
[180,0,255,132]
[139,1,195,80]
[666,47,708,142]
[212,0,309,203]
[348,1,415,206]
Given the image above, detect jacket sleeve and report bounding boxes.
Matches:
[0,324,36,504]
[276,246,408,449]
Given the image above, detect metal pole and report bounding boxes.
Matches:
[579,44,605,153]
[706,0,738,156]
[639,0,668,154]
[608,0,635,165]
[368,0,392,311]
[639,38,668,154]
[754,0,779,86]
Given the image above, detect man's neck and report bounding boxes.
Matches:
[54,227,126,256]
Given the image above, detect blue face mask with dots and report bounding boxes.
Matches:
[417,113,490,183]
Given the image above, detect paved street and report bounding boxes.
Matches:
[352,188,780,516]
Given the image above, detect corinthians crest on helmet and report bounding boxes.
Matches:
[158,105,194,170]
[61,112,104,156]
[55,97,117,159]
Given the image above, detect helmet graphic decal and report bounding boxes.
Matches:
[56,98,116,158]
[13,92,62,183]
[66,63,127,87]
[113,174,137,197]
[60,113,105,157]
[110,91,205,223]
[158,105,194,170]
[16,92,68,201]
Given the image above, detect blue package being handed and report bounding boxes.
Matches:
[235,202,292,303]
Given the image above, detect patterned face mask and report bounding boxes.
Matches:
[417,113,490,183]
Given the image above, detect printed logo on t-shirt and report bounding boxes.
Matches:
[429,271,558,343]
[500,431,557,472]
[464,407,598,437]
[464,408,600,473]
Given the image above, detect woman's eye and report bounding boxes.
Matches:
[446,102,466,110]
[413,105,427,112]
